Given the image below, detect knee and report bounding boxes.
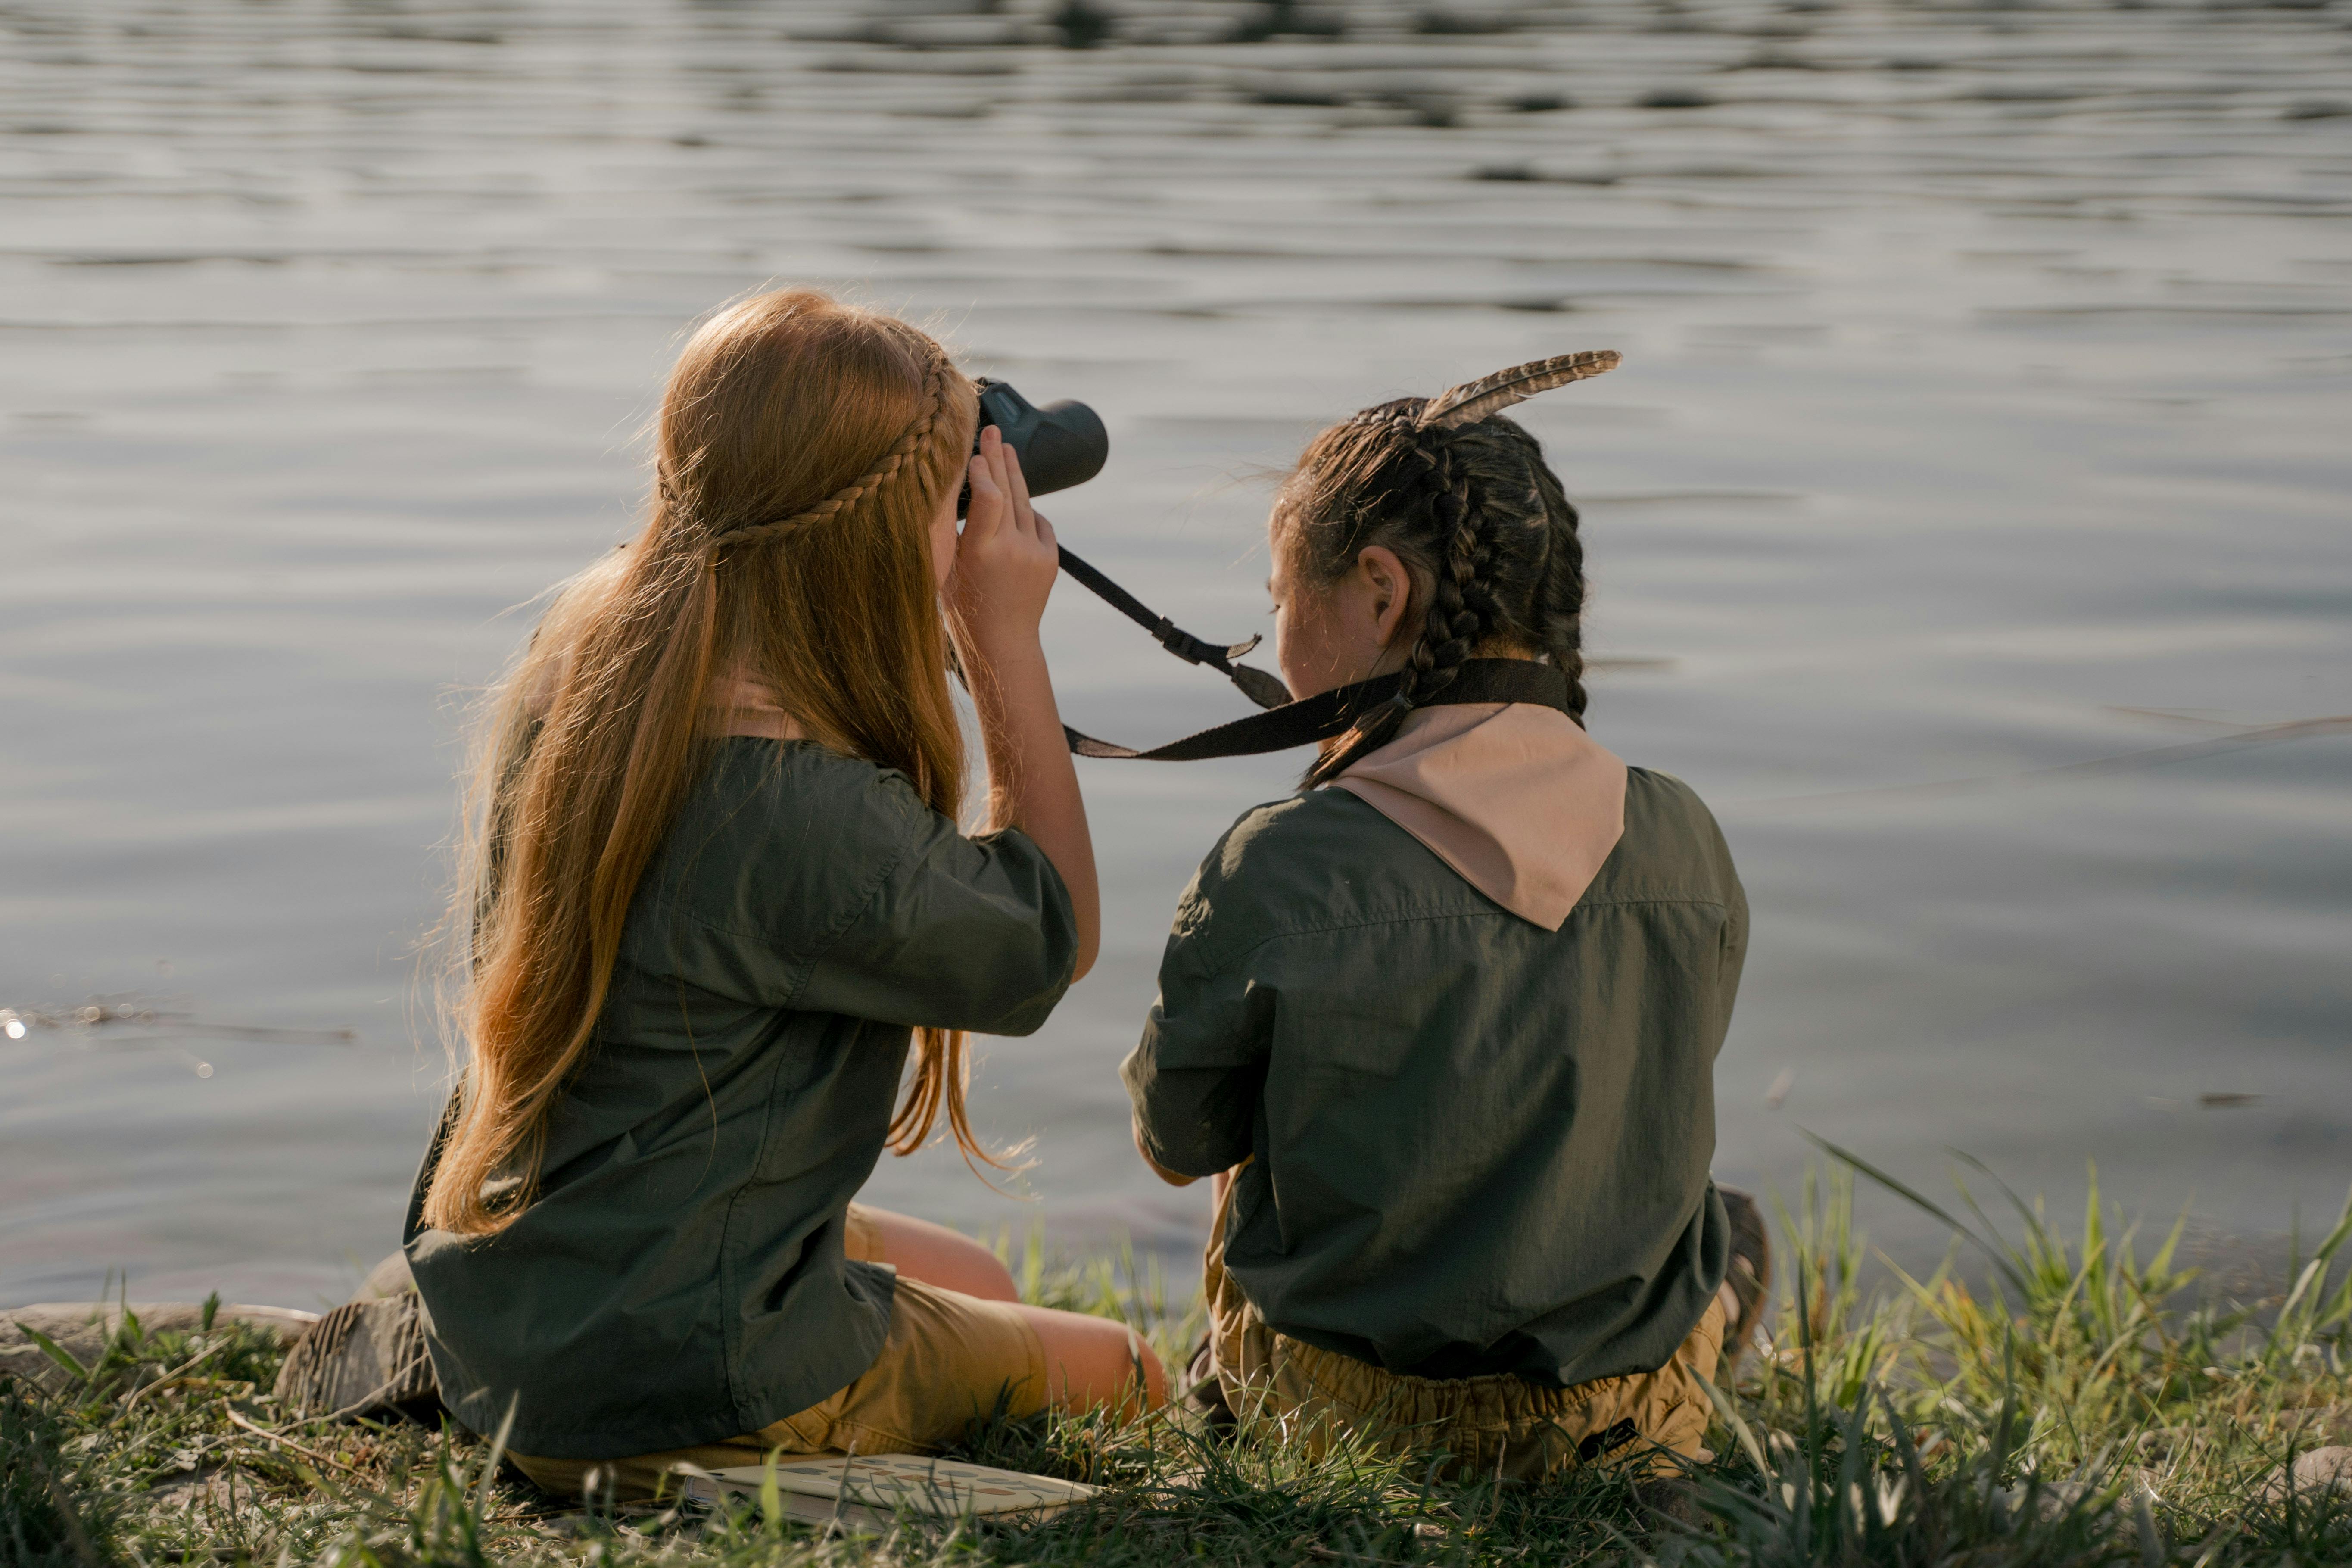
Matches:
[924,1230,1020,1302]
[1024,1307,1167,1418]
[863,1210,1020,1302]
[1137,1330,1169,1409]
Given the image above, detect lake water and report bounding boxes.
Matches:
[4,0,2349,1310]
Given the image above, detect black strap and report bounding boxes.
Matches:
[1058,546,1290,710]
[1065,659,1572,761]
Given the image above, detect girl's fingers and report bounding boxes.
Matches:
[963,424,1052,578]
[964,430,1004,540]
[963,463,997,539]
[1002,437,1037,538]
[978,423,1000,484]
[992,432,1030,543]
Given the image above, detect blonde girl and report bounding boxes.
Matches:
[402,289,1164,1496]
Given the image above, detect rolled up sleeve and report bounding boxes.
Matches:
[795,816,1078,1037]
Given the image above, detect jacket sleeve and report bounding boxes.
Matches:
[1120,870,1274,1179]
[1701,798,1749,1048]
[792,807,1078,1038]
[1717,867,1749,1039]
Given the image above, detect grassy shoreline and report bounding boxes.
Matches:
[8,1165,2349,1567]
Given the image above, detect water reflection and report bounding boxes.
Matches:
[1,0,2346,1306]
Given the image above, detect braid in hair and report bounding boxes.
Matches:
[1525,458,1589,723]
[1282,398,1592,787]
[1302,416,1497,787]
[699,347,954,556]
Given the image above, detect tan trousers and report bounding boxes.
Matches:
[1203,1172,1724,1482]
[509,1206,1047,1501]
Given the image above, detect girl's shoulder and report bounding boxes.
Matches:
[1598,764,1742,905]
[1620,764,1723,839]
[648,738,941,907]
[696,736,928,823]
[1192,787,1374,883]
[1168,788,1474,954]
[1172,764,1739,953]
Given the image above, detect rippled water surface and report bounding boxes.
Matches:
[5,0,2349,1306]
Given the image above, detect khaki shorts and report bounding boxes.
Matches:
[1203,1172,1724,1483]
[511,1205,1047,1500]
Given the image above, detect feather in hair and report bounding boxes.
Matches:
[1414,350,1622,431]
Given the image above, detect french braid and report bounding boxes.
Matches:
[698,347,955,555]
[1303,421,1494,785]
[1281,396,1591,787]
[1526,459,1590,722]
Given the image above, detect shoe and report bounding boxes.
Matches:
[1716,1186,1773,1381]
[271,1292,441,1423]
[1178,1331,1237,1434]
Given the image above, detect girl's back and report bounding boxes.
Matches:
[414,738,1075,1454]
[1127,763,1743,1387]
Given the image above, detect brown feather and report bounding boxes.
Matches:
[1414,349,1622,431]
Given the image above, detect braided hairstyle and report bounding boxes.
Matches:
[690,346,957,558]
[1280,399,1589,788]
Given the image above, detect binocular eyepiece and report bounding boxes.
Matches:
[962,378,1109,517]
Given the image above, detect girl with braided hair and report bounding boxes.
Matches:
[1123,356,1757,1481]
[394,289,1163,1498]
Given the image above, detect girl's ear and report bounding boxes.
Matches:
[1358,545,1415,651]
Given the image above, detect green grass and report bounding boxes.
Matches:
[7,1158,2349,1568]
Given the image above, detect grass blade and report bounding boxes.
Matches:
[1803,1132,2031,1300]
[1694,1370,1771,1478]
[13,1324,93,1386]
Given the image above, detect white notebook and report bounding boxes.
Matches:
[675,1452,1099,1530]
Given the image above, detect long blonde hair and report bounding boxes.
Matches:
[424,289,986,1237]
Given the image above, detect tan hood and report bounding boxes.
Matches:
[1331,699,1627,931]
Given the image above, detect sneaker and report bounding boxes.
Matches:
[271,1291,440,1423]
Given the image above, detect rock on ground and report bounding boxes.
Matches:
[1,1302,318,1397]
[2259,1445,2352,1507]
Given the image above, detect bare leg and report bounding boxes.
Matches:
[853,1207,1021,1302]
[854,1206,1166,1417]
[1017,1303,1168,1419]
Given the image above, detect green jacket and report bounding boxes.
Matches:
[407,739,1076,1459]
[1123,767,1743,1387]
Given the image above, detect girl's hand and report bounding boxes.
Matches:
[1135,1114,1197,1188]
[948,425,1058,655]
[946,425,1100,983]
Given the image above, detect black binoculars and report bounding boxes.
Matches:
[964,379,1109,512]
[979,378,1574,763]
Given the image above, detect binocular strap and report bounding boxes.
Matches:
[1057,547,1292,709]
[1063,659,1575,762]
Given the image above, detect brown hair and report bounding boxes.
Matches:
[1276,402,1589,787]
[424,288,984,1236]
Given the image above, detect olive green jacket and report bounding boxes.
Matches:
[1123,767,1743,1387]
[407,739,1077,1459]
